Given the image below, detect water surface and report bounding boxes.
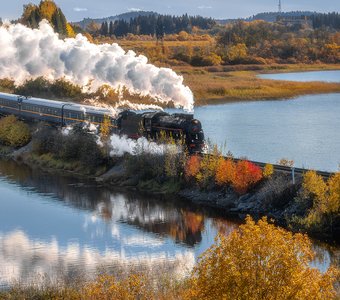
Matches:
[0,160,235,287]
[0,160,337,287]
[190,93,340,171]
[258,70,340,82]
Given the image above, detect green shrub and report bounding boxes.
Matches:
[32,125,104,171]
[0,115,31,147]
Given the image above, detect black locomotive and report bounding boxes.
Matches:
[0,92,204,152]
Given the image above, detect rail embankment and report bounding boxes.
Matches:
[0,115,339,243]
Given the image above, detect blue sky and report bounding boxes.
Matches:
[2,0,339,21]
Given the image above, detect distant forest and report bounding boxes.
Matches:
[309,12,340,29]
[96,12,340,38]
[98,14,216,38]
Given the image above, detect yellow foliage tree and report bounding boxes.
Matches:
[227,43,248,62]
[328,173,340,214]
[184,216,338,300]
[39,0,57,21]
[100,114,111,142]
[66,23,76,38]
[300,170,340,232]
[215,158,236,186]
[263,163,274,178]
[196,145,220,187]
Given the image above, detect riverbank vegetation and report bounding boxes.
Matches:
[30,124,107,175]
[0,217,338,299]
[0,115,31,147]
[0,114,339,241]
[290,170,340,236]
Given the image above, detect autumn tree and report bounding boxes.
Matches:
[232,160,263,194]
[185,216,338,300]
[100,115,111,142]
[185,155,201,179]
[20,0,74,37]
[226,43,248,63]
[215,158,236,186]
[298,170,340,233]
[263,163,274,178]
[196,145,221,187]
[0,115,31,147]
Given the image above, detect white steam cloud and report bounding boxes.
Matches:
[0,21,194,111]
[110,134,177,157]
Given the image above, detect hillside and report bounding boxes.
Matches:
[217,11,316,24]
[74,11,158,30]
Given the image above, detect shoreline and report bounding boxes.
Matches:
[2,147,339,245]
[184,65,340,106]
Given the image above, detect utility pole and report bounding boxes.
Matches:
[278,0,282,14]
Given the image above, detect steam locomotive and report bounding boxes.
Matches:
[0,92,205,152]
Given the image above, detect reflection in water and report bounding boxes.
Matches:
[0,230,195,287]
[0,160,223,287]
[0,160,338,287]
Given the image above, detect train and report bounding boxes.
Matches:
[0,92,205,152]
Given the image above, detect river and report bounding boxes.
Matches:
[0,160,338,287]
[194,93,340,172]
[191,70,340,172]
[258,70,340,83]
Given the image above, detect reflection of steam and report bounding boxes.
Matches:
[0,21,194,111]
[0,230,195,287]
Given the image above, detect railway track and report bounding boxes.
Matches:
[203,153,335,179]
[235,158,334,179]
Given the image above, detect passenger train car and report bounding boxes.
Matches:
[0,92,204,152]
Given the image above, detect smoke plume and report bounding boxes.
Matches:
[110,134,174,157]
[0,21,194,111]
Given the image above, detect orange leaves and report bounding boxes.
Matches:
[185,155,201,179]
[233,160,263,194]
[215,158,263,194]
[185,154,264,194]
[215,158,236,186]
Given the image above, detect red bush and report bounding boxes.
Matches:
[232,160,263,194]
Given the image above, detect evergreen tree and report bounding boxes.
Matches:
[100,21,109,36]
[156,17,165,40]
[109,21,115,36]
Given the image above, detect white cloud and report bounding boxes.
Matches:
[198,5,212,9]
[128,8,143,12]
[73,7,88,12]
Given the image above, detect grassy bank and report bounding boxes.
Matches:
[174,64,340,105]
